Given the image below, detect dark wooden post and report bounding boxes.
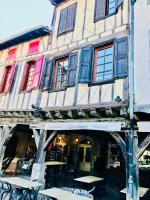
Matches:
[125,130,139,200]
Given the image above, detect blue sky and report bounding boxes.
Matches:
[0,0,54,39]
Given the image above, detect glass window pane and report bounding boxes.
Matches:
[97,65,104,73]
[97,49,105,57]
[97,57,105,65]
[105,47,113,55]
[105,63,113,71]
[105,55,113,63]
[96,74,103,81]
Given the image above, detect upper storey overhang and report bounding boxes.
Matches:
[0,25,51,51]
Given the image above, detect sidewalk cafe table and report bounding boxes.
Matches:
[0,177,42,200]
[45,161,66,166]
[120,187,150,199]
[74,176,104,196]
[74,176,104,184]
[38,187,93,200]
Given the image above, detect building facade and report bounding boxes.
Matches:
[0,0,149,199]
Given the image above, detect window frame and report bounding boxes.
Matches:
[52,56,69,92]
[0,65,12,94]
[57,3,77,36]
[94,0,118,23]
[91,42,115,86]
[20,60,36,93]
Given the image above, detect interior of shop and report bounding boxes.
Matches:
[2,125,36,176]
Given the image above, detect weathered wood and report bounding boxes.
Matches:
[137,135,150,159]
[36,129,47,163]
[44,130,57,150]
[110,132,126,159]
[125,130,139,200]
[55,111,63,119]
[32,129,40,149]
[90,109,101,118]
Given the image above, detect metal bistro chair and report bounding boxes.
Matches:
[0,182,12,200]
[9,185,29,200]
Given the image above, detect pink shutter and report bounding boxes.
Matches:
[5,62,16,93]
[0,68,7,93]
[31,55,44,89]
[28,41,40,55]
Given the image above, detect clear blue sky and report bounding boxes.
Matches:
[0,0,54,39]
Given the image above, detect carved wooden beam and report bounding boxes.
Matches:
[77,110,89,118]
[44,130,57,150]
[120,107,129,118]
[45,112,54,119]
[90,109,101,118]
[67,110,73,118]
[105,108,117,118]
[110,132,126,159]
[55,111,63,119]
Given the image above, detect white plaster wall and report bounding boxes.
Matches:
[134,1,150,106]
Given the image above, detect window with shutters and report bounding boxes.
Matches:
[93,44,114,83]
[53,57,69,90]
[58,3,77,35]
[94,0,120,21]
[0,66,12,94]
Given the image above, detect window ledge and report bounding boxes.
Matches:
[94,12,116,23]
[89,79,115,86]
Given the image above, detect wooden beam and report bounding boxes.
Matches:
[55,111,63,119]
[137,135,150,159]
[110,132,126,159]
[90,109,101,118]
[44,130,57,150]
[36,129,47,163]
[77,110,89,118]
[32,129,40,149]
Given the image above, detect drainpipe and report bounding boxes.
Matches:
[126,0,139,200]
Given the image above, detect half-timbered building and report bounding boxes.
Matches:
[0,0,149,199]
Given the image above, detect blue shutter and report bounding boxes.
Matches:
[67,52,78,87]
[42,59,55,91]
[58,8,67,35]
[79,45,93,83]
[114,37,128,78]
[66,4,77,32]
[94,0,106,20]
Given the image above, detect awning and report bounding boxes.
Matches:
[137,122,150,132]
[30,121,126,132]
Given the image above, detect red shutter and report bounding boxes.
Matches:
[31,55,44,89]
[0,68,7,93]
[5,62,16,93]
[20,63,30,92]
[28,41,40,55]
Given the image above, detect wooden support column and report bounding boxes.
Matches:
[31,129,47,184]
[125,130,139,200]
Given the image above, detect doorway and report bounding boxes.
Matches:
[78,140,92,172]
